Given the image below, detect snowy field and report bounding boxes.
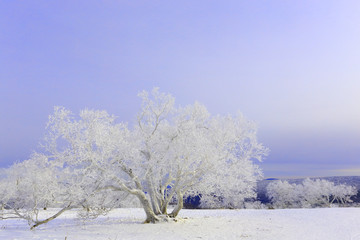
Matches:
[1,208,360,240]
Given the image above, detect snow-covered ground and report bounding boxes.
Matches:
[1,207,360,240]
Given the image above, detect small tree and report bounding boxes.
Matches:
[0,154,75,229]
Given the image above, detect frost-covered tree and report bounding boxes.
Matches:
[47,88,267,221]
[1,88,268,226]
[0,154,75,229]
[266,178,357,208]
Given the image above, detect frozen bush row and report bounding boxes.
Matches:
[266,178,357,208]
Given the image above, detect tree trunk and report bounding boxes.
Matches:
[169,191,183,218]
[160,203,168,215]
[147,186,161,215]
[135,191,160,223]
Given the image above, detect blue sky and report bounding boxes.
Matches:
[1,1,360,177]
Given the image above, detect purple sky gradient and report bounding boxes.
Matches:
[1,1,360,177]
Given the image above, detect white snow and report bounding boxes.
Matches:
[1,207,360,240]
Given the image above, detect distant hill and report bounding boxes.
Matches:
[257,176,360,204]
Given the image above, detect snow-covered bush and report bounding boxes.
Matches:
[266,180,298,208]
[266,178,357,208]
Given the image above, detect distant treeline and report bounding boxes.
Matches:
[257,176,360,204]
